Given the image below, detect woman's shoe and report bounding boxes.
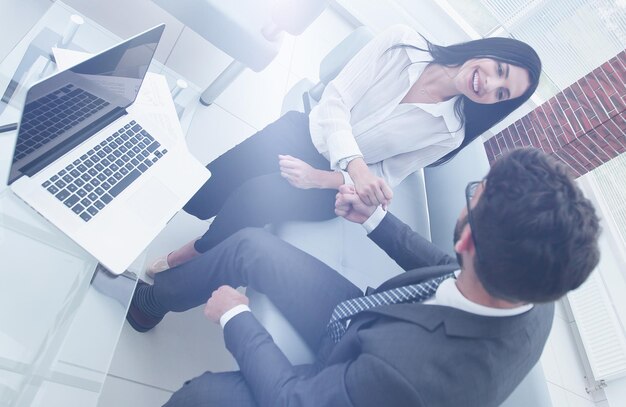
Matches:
[145,238,201,278]
[145,254,170,279]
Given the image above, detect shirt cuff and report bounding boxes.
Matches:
[362,206,387,234]
[340,170,354,186]
[219,304,251,328]
[338,155,363,170]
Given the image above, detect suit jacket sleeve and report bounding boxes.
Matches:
[367,212,456,270]
[224,312,424,407]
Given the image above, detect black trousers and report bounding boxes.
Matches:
[157,228,363,406]
[184,111,337,253]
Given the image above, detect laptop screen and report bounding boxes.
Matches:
[8,24,165,184]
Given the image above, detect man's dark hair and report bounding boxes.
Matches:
[471,148,600,303]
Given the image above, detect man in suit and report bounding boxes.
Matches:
[127,148,600,406]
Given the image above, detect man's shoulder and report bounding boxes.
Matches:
[347,303,554,405]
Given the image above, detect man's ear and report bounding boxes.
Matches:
[454,224,475,255]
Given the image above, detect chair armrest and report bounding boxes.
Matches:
[424,139,490,255]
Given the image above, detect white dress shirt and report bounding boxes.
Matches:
[309,24,464,188]
[363,213,533,317]
[422,270,533,316]
[220,304,251,328]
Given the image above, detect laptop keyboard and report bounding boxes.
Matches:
[14,84,109,163]
[41,120,168,222]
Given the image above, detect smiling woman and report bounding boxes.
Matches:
[144,25,542,276]
[455,59,530,103]
[392,34,541,165]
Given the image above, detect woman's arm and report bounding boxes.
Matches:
[309,25,415,170]
[310,25,418,205]
[347,157,393,207]
[279,155,344,190]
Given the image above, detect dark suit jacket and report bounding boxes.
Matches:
[224,213,554,407]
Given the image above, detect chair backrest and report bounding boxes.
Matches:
[280,26,374,115]
[308,26,375,102]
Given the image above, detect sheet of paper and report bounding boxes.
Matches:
[129,72,184,144]
[52,48,184,143]
[52,47,91,70]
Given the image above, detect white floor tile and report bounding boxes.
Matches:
[185,103,257,166]
[162,26,233,90]
[31,381,99,407]
[547,383,571,407]
[290,8,355,82]
[287,71,306,90]
[0,0,52,61]
[554,298,569,322]
[555,298,576,323]
[108,304,237,392]
[213,57,291,130]
[61,0,185,63]
[274,34,296,72]
[549,318,593,400]
[98,375,173,407]
[565,391,596,407]
[541,332,564,387]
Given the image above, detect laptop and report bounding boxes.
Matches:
[8,25,210,275]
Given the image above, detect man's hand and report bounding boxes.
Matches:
[335,184,378,224]
[347,158,393,209]
[204,285,249,324]
[279,154,324,189]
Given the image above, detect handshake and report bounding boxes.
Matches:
[334,184,380,224]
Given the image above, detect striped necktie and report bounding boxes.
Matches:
[327,273,455,343]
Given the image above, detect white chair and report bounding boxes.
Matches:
[280,25,375,115]
[152,0,329,106]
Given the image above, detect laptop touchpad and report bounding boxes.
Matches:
[127,178,178,223]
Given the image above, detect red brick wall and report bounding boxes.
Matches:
[484,50,626,177]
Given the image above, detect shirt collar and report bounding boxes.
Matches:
[405,43,431,85]
[402,46,464,135]
[415,97,464,135]
[435,270,534,317]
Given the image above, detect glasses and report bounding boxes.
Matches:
[465,180,484,260]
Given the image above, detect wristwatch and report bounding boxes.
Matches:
[339,155,361,170]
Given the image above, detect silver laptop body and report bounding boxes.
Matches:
[8,25,210,274]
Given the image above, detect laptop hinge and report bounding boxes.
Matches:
[20,108,128,178]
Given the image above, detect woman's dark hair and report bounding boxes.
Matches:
[394,35,542,165]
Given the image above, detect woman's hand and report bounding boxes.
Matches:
[335,185,377,224]
[279,155,325,189]
[347,158,393,208]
